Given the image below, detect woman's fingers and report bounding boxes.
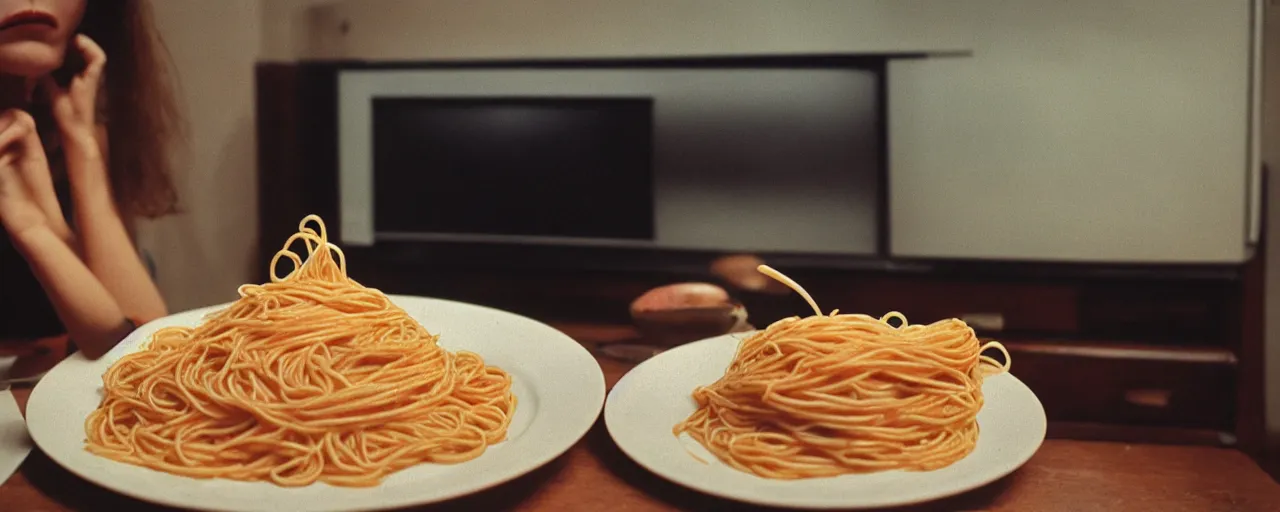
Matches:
[0,110,45,234]
[0,108,36,152]
[43,35,106,133]
[0,109,71,242]
[74,34,107,84]
[70,35,104,117]
[0,35,108,239]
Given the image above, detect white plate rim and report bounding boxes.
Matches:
[604,332,1047,510]
[25,295,606,512]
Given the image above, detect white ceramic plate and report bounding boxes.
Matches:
[605,333,1047,510]
[26,295,606,512]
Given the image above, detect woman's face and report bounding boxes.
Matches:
[0,0,85,78]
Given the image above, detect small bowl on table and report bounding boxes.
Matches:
[626,283,752,352]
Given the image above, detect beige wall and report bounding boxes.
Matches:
[138,1,263,311]
[261,0,334,62]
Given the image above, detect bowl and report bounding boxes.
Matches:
[629,283,751,348]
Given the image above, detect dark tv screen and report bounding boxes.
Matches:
[372,97,654,240]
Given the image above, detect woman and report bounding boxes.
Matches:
[0,0,180,359]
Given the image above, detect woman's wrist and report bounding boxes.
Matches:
[63,130,113,198]
[64,139,107,176]
[69,179,115,213]
[10,222,57,257]
[61,129,103,160]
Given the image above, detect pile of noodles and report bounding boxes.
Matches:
[84,215,516,487]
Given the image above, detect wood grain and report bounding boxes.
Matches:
[2,323,1279,511]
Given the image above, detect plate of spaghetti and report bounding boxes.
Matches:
[604,265,1046,509]
[25,215,606,512]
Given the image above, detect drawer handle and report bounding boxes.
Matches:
[1125,389,1172,408]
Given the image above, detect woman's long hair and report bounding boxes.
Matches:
[76,0,182,218]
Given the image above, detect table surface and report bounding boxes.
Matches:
[3,323,1280,512]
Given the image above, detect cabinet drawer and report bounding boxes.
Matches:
[1004,342,1236,431]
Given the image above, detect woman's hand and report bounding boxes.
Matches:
[43,34,106,165]
[0,105,129,359]
[0,109,72,242]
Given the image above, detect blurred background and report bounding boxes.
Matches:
[136,0,1280,474]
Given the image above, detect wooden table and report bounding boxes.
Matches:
[3,324,1280,511]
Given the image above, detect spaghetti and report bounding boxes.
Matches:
[84,215,516,487]
[673,265,1010,479]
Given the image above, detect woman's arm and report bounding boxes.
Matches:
[64,132,167,324]
[12,224,133,357]
[50,35,167,324]
[0,108,131,359]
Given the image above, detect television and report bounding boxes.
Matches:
[338,68,880,255]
